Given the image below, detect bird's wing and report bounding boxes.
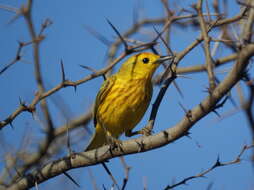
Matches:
[93,75,116,127]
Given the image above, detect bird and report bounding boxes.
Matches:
[85,52,171,151]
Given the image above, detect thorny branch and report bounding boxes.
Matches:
[0,41,32,75]
[0,1,247,130]
[0,39,156,129]
[0,0,253,189]
[196,0,216,91]
[6,42,254,190]
[164,144,254,190]
[6,0,56,184]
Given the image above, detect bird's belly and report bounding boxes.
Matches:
[97,81,151,138]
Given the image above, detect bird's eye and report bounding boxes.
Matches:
[142,58,149,64]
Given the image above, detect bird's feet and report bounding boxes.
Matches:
[125,125,153,137]
[139,125,153,136]
[106,134,123,151]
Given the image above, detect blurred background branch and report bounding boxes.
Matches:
[0,0,253,189]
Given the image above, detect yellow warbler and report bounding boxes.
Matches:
[85,52,171,151]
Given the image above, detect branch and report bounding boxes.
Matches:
[164,144,254,189]
[107,10,245,65]
[7,43,254,190]
[7,0,55,182]
[176,53,237,74]
[196,0,216,91]
[0,41,155,130]
[0,41,32,75]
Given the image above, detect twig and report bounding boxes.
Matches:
[242,0,254,44]
[9,0,55,183]
[7,43,254,190]
[0,41,155,129]
[101,162,120,190]
[87,168,99,190]
[164,144,254,190]
[145,59,176,133]
[196,0,216,91]
[119,157,131,190]
[0,41,32,75]
[106,19,129,53]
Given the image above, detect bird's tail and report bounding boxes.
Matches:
[85,124,107,151]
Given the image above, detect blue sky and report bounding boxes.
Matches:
[0,0,253,189]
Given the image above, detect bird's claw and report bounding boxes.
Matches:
[125,125,153,137]
[106,135,123,150]
[140,125,153,136]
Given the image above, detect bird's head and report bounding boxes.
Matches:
[118,52,172,80]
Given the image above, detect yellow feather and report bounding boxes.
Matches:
[85,52,169,151]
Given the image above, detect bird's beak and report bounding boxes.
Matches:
[156,55,174,64]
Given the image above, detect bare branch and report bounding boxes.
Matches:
[196,0,216,91]
[164,144,254,190]
[7,43,254,190]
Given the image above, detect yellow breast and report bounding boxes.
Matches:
[97,78,152,138]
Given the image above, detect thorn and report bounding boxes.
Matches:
[83,25,112,46]
[73,85,77,92]
[136,140,145,152]
[183,179,188,185]
[212,110,221,117]
[213,155,221,168]
[19,97,26,107]
[79,65,107,80]
[185,132,203,148]
[60,59,66,82]
[106,19,130,53]
[0,63,11,75]
[211,95,229,117]
[235,157,241,163]
[18,40,25,47]
[158,59,176,85]
[31,110,36,120]
[184,131,191,137]
[153,26,174,56]
[179,102,188,114]
[173,81,184,98]
[16,54,21,61]
[202,86,210,94]
[102,74,107,81]
[79,64,97,73]
[101,162,120,190]
[186,110,193,120]
[215,77,237,108]
[0,4,19,13]
[150,46,159,55]
[132,0,140,25]
[179,103,192,120]
[214,95,229,110]
[9,121,14,129]
[176,74,192,80]
[241,69,250,81]
[163,130,169,139]
[39,18,53,35]
[102,162,111,175]
[228,94,238,108]
[63,171,80,187]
